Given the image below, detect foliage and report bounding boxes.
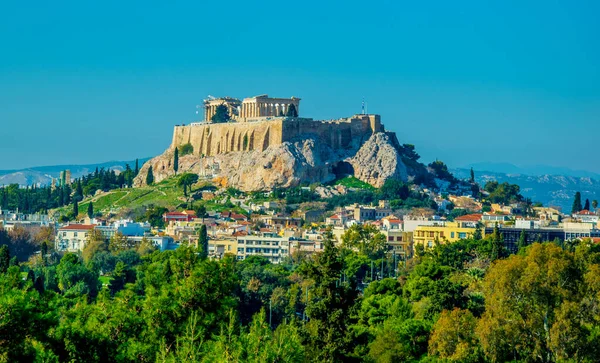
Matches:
[484,181,523,204]
[179,143,194,156]
[211,104,231,123]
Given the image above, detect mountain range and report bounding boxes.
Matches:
[452,167,598,213]
[0,159,150,186]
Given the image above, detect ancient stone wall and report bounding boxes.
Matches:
[171,115,382,156]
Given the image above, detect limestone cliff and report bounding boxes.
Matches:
[348,133,408,188]
[135,132,410,191]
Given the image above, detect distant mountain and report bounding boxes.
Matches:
[0,159,151,186]
[464,162,600,179]
[453,168,599,212]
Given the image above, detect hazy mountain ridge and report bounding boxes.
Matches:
[0,159,150,186]
[453,168,600,212]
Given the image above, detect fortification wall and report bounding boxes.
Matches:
[171,115,383,156]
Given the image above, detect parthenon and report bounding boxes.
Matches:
[204,94,300,122]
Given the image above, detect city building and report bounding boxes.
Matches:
[236,234,292,264]
[55,224,96,252]
[413,222,476,249]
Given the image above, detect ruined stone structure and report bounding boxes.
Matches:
[135,94,410,191]
[204,94,300,122]
[172,114,383,157]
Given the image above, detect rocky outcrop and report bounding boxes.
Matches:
[135,131,410,191]
[348,133,408,187]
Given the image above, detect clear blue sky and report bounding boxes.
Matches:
[1,0,599,172]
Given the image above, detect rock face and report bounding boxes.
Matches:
[348,133,408,188]
[135,132,410,191]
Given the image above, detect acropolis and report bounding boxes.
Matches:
[172,94,385,157]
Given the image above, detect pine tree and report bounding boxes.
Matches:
[146,166,154,185]
[87,202,94,218]
[198,224,208,259]
[470,167,475,183]
[135,159,140,176]
[285,104,298,117]
[174,147,179,174]
[73,200,79,218]
[572,192,583,214]
[584,199,590,211]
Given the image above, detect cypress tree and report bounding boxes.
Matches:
[135,159,139,176]
[584,198,590,211]
[73,200,79,217]
[174,147,179,174]
[146,166,154,186]
[0,245,9,273]
[198,224,208,259]
[517,230,527,251]
[87,202,94,218]
[470,167,475,183]
[572,192,583,214]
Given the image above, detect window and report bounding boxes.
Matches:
[388,236,394,241]
[74,232,78,237]
[427,241,433,248]
[451,232,455,238]
[396,236,402,241]
[459,232,467,239]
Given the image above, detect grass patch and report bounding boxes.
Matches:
[99,276,113,287]
[332,176,375,190]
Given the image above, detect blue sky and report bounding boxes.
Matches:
[1,0,599,172]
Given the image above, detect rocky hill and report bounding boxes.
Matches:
[135,131,415,191]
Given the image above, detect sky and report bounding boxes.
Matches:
[1,0,599,172]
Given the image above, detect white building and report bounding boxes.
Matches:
[236,234,291,264]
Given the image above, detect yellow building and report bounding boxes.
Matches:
[413,222,476,249]
[381,229,413,258]
[208,237,238,258]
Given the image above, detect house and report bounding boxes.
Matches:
[455,214,483,228]
[163,210,196,223]
[381,215,402,231]
[326,213,345,227]
[573,210,599,224]
[55,224,96,252]
[352,201,392,222]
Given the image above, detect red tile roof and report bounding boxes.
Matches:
[328,215,340,219]
[455,214,483,222]
[576,210,595,215]
[59,224,96,231]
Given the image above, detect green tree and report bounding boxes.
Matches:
[211,104,231,123]
[177,173,199,197]
[108,261,134,295]
[572,191,583,213]
[0,245,10,273]
[198,224,208,259]
[109,232,134,254]
[517,229,527,251]
[285,103,298,117]
[470,167,475,183]
[179,143,194,156]
[146,166,154,185]
[134,158,139,175]
[173,147,179,174]
[429,308,480,361]
[73,200,79,218]
[341,224,387,259]
[87,201,94,218]
[593,200,599,210]
[584,198,590,211]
